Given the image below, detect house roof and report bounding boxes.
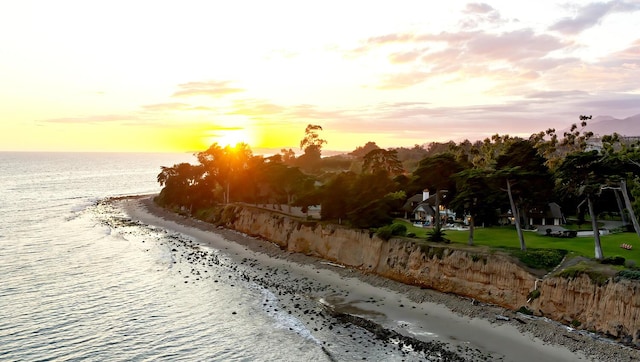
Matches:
[402,193,424,211]
[412,195,438,216]
[547,202,563,219]
[413,203,436,216]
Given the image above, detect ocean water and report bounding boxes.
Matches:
[0,152,480,362]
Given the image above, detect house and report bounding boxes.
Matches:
[528,202,565,226]
[498,202,565,226]
[403,189,456,226]
[401,193,424,219]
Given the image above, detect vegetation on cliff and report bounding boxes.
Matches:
[156,119,640,264]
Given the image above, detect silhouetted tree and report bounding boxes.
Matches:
[156,162,208,211]
[197,143,253,204]
[297,124,327,172]
[350,141,380,159]
[320,172,355,222]
[362,149,404,176]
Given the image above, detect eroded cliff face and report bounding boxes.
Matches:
[218,204,640,344]
[531,275,640,343]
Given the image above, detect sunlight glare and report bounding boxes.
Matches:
[207,129,252,148]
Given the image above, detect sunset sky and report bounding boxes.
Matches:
[1,1,639,153]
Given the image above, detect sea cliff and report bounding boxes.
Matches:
[213,203,640,346]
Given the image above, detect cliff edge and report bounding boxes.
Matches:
[211,203,640,346]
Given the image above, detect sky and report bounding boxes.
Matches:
[1,1,639,154]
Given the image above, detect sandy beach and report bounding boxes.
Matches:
[115,195,640,362]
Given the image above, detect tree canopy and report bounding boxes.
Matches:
[155,120,640,257]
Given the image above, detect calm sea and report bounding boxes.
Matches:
[0,152,469,361]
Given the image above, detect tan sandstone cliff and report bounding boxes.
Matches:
[216,204,640,345]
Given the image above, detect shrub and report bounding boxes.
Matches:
[617,269,640,281]
[390,223,407,237]
[517,306,533,315]
[511,248,567,270]
[527,289,541,301]
[557,263,609,286]
[426,226,449,243]
[601,256,625,266]
[376,226,393,241]
[625,259,637,269]
[571,319,582,328]
[376,223,408,241]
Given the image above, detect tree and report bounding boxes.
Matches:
[531,116,594,171]
[299,124,326,158]
[197,142,253,204]
[493,140,554,251]
[555,151,607,259]
[320,172,355,222]
[297,124,327,172]
[350,141,380,159]
[280,148,296,165]
[362,149,404,176]
[412,153,463,229]
[600,134,640,239]
[264,163,312,213]
[156,162,207,211]
[498,140,554,226]
[450,168,493,245]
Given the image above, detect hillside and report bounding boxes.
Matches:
[575,114,640,137]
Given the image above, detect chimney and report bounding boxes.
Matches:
[423,188,430,201]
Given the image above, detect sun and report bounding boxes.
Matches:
[207,129,253,148]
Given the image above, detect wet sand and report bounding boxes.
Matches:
[115,195,640,362]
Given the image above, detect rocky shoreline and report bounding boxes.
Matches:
[117,196,640,361]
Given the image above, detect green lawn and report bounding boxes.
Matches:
[398,220,640,265]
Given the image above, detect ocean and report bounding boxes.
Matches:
[0,152,473,362]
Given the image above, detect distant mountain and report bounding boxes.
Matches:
[577,114,640,137]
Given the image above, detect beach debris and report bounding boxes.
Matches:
[495,315,510,321]
[321,261,346,268]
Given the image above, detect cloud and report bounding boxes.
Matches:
[461,29,566,62]
[365,33,416,46]
[459,2,503,29]
[573,94,640,113]
[141,102,212,111]
[364,28,568,90]
[39,114,138,124]
[228,99,286,116]
[463,3,495,14]
[526,90,590,99]
[388,50,423,64]
[376,70,432,90]
[172,80,244,97]
[550,1,640,35]
[597,38,640,68]
[283,104,346,122]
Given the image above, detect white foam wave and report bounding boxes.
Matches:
[259,288,320,345]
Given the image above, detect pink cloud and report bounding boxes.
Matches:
[376,71,431,90]
[465,29,565,62]
[388,50,423,64]
[463,3,495,14]
[550,1,640,35]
